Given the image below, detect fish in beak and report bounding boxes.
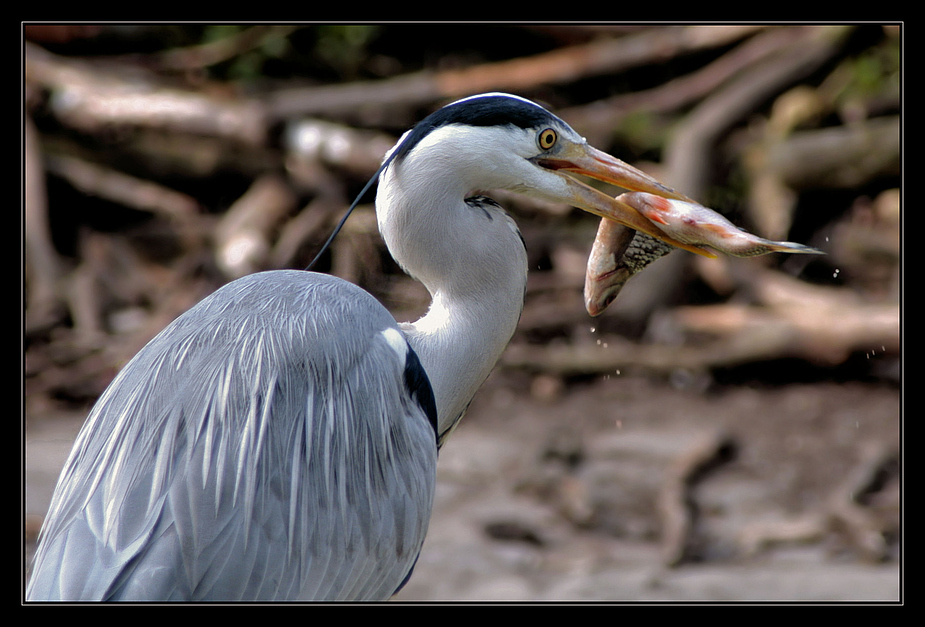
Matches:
[533,142,717,258]
[619,192,825,257]
[526,135,822,317]
[582,191,824,316]
[529,140,716,315]
[583,217,663,317]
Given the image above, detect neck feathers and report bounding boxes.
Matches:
[377,157,527,439]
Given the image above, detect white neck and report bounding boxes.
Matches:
[377,136,528,443]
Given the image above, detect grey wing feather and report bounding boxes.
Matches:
[27,270,437,601]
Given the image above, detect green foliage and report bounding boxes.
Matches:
[312,25,381,79]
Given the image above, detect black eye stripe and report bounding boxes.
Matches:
[393,95,566,163]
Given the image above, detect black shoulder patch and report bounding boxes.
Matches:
[392,552,421,597]
[403,346,438,446]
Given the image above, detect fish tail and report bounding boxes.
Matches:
[764,240,826,255]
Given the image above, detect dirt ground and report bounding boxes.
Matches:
[392,371,901,603]
[25,368,901,604]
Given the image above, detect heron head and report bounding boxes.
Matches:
[309,93,713,270]
[387,93,713,257]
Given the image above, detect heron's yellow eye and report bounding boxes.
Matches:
[538,128,557,150]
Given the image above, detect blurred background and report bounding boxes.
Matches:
[23,24,901,602]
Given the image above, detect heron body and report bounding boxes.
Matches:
[28,271,443,600]
[28,93,699,601]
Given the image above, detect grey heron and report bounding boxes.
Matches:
[27,92,704,601]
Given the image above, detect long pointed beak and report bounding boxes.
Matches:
[535,143,716,258]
